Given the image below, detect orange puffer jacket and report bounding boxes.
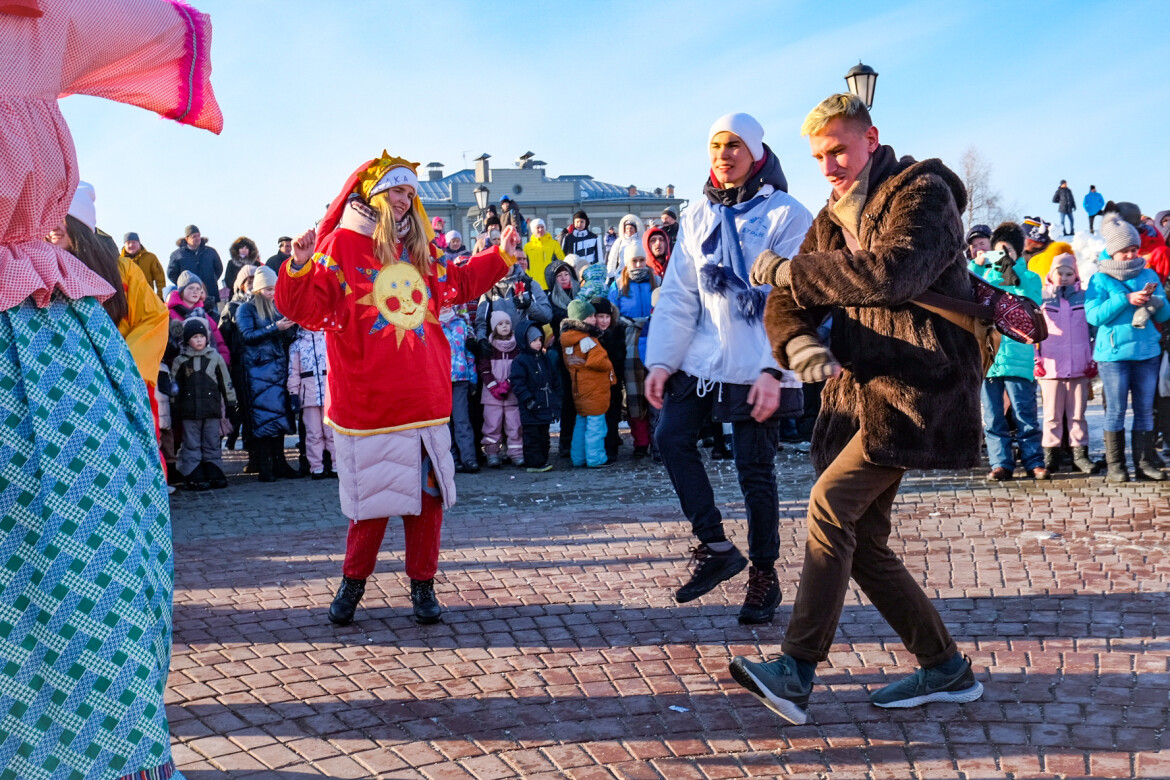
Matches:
[559,319,615,416]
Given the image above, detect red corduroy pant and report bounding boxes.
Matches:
[342,492,443,581]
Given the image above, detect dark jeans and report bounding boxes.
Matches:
[782,433,957,668]
[1059,210,1074,235]
[654,372,781,569]
[521,424,551,468]
[1099,356,1160,432]
[605,386,623,455]
[1089,213,1098,233]
[558,360,576,454]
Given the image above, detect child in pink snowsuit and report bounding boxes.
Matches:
[288,326,336,478]
[479,311,523,466]
[1035,252,1097,473]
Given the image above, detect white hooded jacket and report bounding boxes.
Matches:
[605,214,646,280]
[645,185,812,387]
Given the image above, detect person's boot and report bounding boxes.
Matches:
[273,442,303,479]
[183,463,210,491]
[410,578,443,624]
[1103,430,1129,483]
[1043,447,1060,474]
[1071,446,1097,474]
[1133,430,1166,481]
[256,440,277,483]
[675,543,748,603]
[738,565,781,625]
[204,462,228,489]
[328,577,366,625]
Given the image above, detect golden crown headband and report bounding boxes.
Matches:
[356,151,434,246]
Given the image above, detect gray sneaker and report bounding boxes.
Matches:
[728,654,811,725]
[870,654,983,708]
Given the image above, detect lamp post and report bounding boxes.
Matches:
[472,184,490,232]
[844,62,878,109]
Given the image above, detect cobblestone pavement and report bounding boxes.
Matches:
[167,436,1170,779]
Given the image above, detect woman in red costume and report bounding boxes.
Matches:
[277,153,519,625]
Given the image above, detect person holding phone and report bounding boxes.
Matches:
[1086,214,1170,481]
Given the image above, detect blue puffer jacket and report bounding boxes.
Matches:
[972,254,1042,379]
[1085,268,1170,362]
[237,300,295,437]
[608,278,654,363]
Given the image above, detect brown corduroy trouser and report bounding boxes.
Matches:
[781,433,958,668]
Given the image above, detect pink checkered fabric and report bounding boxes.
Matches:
[0,0,222,310]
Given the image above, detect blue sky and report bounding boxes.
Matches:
[63,0,1170,258]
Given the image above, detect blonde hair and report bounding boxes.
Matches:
[370,191,432,276]
[801,93,872,137]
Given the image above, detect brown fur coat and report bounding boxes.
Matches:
[764,152,982,472]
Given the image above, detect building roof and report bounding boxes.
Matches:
[417,168,671,204]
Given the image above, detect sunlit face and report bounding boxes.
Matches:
[185,232,201,249]
[433,218,445,231]
[649,235,667,257]
[180,283,204,305]
[556,268,572,288]
[448,237,462,251]
[994,241,1018,262]
[661,212,676,226]
[278,239,292,255]
[1113,245,1140,262]
[1054,266,1077,285]
[489,230,501,247]
[623,223,636,237]
[573,217,586,231]
[237,245,249,258]
[809,117,880,197]
[187,334,207,351]
[534,223,546,238]
[968,237,991,255]
[385,184,415,220]
[373,262,427,330]
[256,286,275,300]
[709,131,754,187]
[595,312,612,330]
[124,239,141,254]
[629,255,647,270]
[47,224,71,250]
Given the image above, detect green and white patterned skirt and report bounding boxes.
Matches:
[0,297,179,780]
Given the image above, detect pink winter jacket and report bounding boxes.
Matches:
[1037,286,1094,379]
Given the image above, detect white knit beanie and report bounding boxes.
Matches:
[68,181,97,231]
[253,265,278,292]
[708,113,765,161]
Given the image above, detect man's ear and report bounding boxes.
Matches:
[865,125,880,153]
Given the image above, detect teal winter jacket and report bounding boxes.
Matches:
[1084,268,1170,362]
[972,255,1043,379]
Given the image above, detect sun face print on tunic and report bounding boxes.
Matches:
[355,248,440,345]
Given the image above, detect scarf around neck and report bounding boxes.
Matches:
[1098,254,1147,282]
[697,199,766,322]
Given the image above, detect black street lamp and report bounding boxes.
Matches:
[844,62,878,109]
[472,184,490,231]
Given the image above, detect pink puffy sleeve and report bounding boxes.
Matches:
[60,0,223,134]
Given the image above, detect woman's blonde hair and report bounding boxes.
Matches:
[617,257,657,297]
[370,191,432,276]
[800,93,872,137]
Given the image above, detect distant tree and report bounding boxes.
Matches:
[960,146,1005,231]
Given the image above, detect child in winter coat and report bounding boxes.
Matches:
[1035,253,1097,474]
[1086,213,1170,482]
[478,310,523,467]
[172,318,235,490]
[591,297,627,459]
[560,299,616,467]
[510,324,562,472]
[441,304,479,473]
[608,244,657,456]
[168,269,232,364]
[974,222,1046,481]
[575,254,609,302]
[288,325,336,479]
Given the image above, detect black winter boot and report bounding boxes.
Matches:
[183,463,210,491]
[738,565,781,625]
[1043,447,1060,474]
[256,439,276,483]
[1133,430,1166,481]
[1104,431,1129,483]
[410,579,442,624]
[328,577,366,625]
[204,461,228,489]
[1071,446,1096,474]
[273,441,303,479]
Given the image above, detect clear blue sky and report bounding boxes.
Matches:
[63,0,1169,259]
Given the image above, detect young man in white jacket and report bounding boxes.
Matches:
[645,113,813,624]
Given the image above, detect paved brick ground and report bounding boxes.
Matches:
[168,435,1170,779]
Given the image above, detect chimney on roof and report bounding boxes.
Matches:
[426,162,444,181]
[474,154,491,183]
[666,184,675,198]
[627,185,638,197]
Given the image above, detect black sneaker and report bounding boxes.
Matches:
[675,543,747,603]
[869,654,983,708]
[410,578,443,624]
[328,577,366,625]
[738,565,781,624]
[729,654,812,725]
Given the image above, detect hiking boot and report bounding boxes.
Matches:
[1043,447,1060,473]
[870,654,983,708]
[728,654,812,725]
[738,565,781,625]
[410,578,442,624]
[1133,430,1166,481]
[1104,430,1129,483]
[1071,446,1096,474]
[675,543,747,603]
[328,576,366,626]
[986,467,1012,482]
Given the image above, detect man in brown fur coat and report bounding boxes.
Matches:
[727,94,985,725]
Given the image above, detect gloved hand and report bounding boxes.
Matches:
[290,394,302,413]
[785,335,841,384]
[1034,361,1046,378]
[497,379,511,396]
[525,400,537,411]
[1085,361,1098,378]
[515,291,532,310]
[488,381,507,401]
[750,250,790,288]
